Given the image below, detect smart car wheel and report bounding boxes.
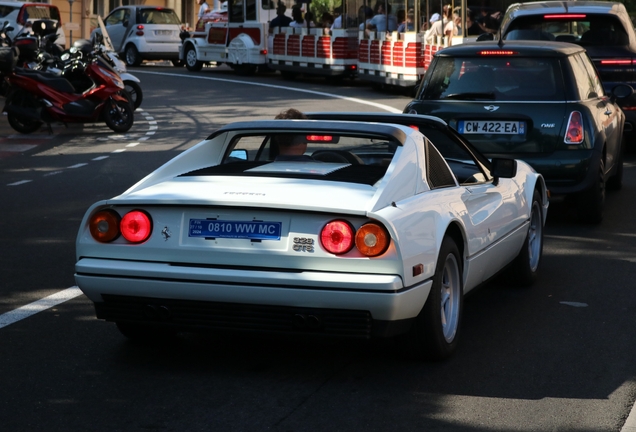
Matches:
[577,159,605,224]
[402,236,463,361]
[185,45,203,71]
[124,44,142,67]
[509,189,543,286]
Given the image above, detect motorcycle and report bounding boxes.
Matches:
[2,29,134,134]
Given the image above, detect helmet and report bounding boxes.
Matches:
[72,39,93,55]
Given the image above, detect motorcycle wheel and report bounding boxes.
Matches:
[6,91,43,134]
[124,80,143,110]
[104,98,134,133]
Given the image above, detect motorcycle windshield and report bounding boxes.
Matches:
[97,15,115,52]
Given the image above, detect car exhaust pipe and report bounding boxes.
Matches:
[292,314,306,328]
[624,122,634,133]
[306,315,322,329]
[144,304,171,321]
[292,314,322,329]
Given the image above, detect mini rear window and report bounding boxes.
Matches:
[421,56,565,102]
[505,14,629,46]
[138,8,180,25]
[22,5,60,21]
[181,133,400,186]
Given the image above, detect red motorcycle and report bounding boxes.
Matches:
[2,43,134,134]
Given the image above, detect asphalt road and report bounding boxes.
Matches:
[0,65,635,432]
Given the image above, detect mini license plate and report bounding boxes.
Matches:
[457,120,525,135]
[188,219,282,240]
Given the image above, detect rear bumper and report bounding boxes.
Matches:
[489,149,600,196]
[75,258,431,337]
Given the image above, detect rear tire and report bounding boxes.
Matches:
[401,237,463,361]
[104,98,134,133]
[124,80,143,110]
[577,158,605,224]
[607,140,624,191]
[509,189,543,286]
[124,44,142,67]
[6,91,43,134]
[184,45,203,71]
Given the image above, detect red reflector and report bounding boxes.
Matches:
[137,25,144,29]
[564,111,584,144]
[120,210,152,243]
[306,135,333,142]
[320,220,354,254]
[479,50,517,56]
[543,14,586,19]
[600,59,634,65]
[409,125,419,130]
[136,31,144,36]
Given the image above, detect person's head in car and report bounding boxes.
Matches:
[274,108,310,158]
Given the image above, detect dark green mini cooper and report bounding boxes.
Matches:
[404,40,631,223]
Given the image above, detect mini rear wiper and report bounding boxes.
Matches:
[444,92,496,100]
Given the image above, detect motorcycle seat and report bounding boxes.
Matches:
[17,68,77,94]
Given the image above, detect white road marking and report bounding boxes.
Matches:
[126,142,140,147]
[2,144,38,152]
[559,301,588,307]
[112,148,127,153]
[7,180,32,186]
[43,171,63,177]
[92,156,109,161]
[133,70,403,113]
[0,287,83,329]
[67,163,88,169]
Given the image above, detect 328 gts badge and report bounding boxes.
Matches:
[293,237,314,252]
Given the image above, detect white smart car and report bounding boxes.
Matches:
[75,114,548,360]
[92,6,182,67]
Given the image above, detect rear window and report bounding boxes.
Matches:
[504,14,629,46]
[181,133,399,186]
[0,5,19,18]
[421,56,565,101]
[21,5,60,21]
[138,8,180,25]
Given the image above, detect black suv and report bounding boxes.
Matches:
[497,1,636,145]
[404,41,631,223]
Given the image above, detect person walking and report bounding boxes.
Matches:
[197,0,210,19]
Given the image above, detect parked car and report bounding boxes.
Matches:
[497,1,636,146]
[74,114,548,361]
[91,6,182,67]
[405,40,631,223]
[0,1,65,48]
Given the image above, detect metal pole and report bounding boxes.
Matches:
[68,0,74,45]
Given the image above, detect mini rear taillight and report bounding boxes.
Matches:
[120,210,152,243]
[89,209,121,243]
[136,24,144,36]
[564,111,584,144]
[355,223,390,257]
[320,220,354,254]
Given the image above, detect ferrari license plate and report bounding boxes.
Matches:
[457,120,525,135]
[188,219,282,240]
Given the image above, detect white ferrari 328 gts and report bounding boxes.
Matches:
[75,113,548,360]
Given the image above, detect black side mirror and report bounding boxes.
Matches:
[611,84,634,102]
[476,33,494,42]
[490,158,517,185]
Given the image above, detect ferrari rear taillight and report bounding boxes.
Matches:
[120,210,152,243]
[320,220,391,256]
[89,209,121,242]
[564,111,584,144]
[320,220,355,254]
[136,24,144,36]
[355,223,390,257]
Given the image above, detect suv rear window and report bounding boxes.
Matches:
[138,8,180,25]
[20,5,61,22]
[505,14,629,46]
[421,56,565,102]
